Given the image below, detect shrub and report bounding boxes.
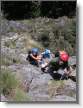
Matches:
[13,88,30,101]
[0,68,31,101]
[48,80,65,97]
[0,69,18,96]
[1,55,21,66]
[4,40,16,48]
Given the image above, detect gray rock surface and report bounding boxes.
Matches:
[51,95,76,101]
[1,19,76,102]
[1,94,8,101]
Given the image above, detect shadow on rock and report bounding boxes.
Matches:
[48,71,62,80]
[68,76,76,82]
[47,68,76,82]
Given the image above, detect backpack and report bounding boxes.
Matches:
[43,49,51,58]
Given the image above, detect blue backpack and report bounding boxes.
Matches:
[43,49,51,58]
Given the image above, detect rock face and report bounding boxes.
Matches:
[51,95,76,101]
[7,61,76,101]
[28,73,53,101]
[1,18,77,102]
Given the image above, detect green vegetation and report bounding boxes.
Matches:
[0,68,18,96]
[0,68,30,101]
[30,1,41,17]
[4,40,16,48]
[23,34,43,51]
[23,17,76,55]
[1,56,13,66]
[2,16,76,55]
[1,55,21,66]
[48,80,65,89]
[48,80,65,97]
[67,90,76,98]
[1,1,76,19]
[1,1,76,102]
[13,88,30,101]
[48,80,76,98]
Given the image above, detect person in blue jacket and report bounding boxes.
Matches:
[41,49,51,59]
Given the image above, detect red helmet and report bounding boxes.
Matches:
[60,53,69,62]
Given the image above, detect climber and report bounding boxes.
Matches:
[26,48,42,66]
[41,49,51,59]
[40,49,54,72]
[42,50,72,79]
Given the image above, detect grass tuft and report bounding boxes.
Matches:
[0,68,31,101]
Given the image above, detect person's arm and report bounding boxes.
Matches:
[30,54,41,61]
[37,55,42,60]
[30,54,38,60]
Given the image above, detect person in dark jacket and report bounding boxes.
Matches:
[41,50,71,80]
[26,48,42,66]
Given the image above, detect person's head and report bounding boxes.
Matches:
[33,52,38,56]
[32,48,39,56]
[60,53,69,63]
